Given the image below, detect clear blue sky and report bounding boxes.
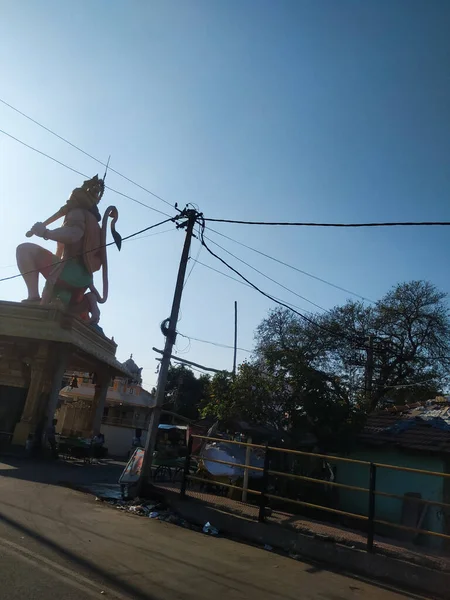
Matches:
[1,0,449,389]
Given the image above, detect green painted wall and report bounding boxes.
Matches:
[333,448,445,549]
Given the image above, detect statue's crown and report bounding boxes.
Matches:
[82,175,105,203]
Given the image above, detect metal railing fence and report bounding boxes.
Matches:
[179,434,450,552]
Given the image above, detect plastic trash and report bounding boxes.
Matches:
[149,512,160,519]
[264,544,273,551]
[203,522,219,535]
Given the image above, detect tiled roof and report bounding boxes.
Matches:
[359,397,450,453]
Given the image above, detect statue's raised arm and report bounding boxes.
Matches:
[17,175,121,327]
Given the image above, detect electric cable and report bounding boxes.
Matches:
[204,230,450,360]
[177,331,253,353]
[193,257,450,365]
[125,227,178,243]
[204,234,329,313]
[0,129,173,218]
[174,335,191,355]
[204,217,450,227]
[191,258,315,315]
[207,227,374,303]
[0,217,175,283]
[183,225,203,289]
[0,98,178,212]
[197,217,376,353]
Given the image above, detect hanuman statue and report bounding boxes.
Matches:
[17,175,121,326]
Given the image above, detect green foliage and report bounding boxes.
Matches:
[164,365,210,421]
[201,280,449,450]
[255,280,450,411]
[201,370,234,421]
[168,281,449,450]
[200,361,364,451]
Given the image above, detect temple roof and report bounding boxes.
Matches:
[122,354,143,384]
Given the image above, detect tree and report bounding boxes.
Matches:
[163,365,210,421]
[201,281,449,450]
[201,370,235,422]
[202,363,292,430]
[255,281,450,411]
[201,360,363,451]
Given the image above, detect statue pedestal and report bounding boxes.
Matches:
[0,301,129,446]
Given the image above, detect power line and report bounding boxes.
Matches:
[0,98,178,212]
[204,234,329,313]
[205,218,450,227]
[199,238,327,332]
[194,258,255,289]
[203,230,450,355]
[207,227,374,303]
[105,183,172,218]
[174,335,192,355]
[126,227,178,243]
[0,129,173,218]
[192,258,315,316]
[0,217,175,284]
[194,256,450,365]
[199,219,450,368]
[121,217,176,240]
[205,228,448,333]
[153,347,224,374]
[183,227,203,289]
[194,256,450,367]
[198,223,375,351]
[177,331,252,353]
[0,227,175,274]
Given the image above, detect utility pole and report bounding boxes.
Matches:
[365,334,374,407]
[138,209,197,495]
[232,301,238,378]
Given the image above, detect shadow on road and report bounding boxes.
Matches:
[0,455,123,488]
[0,509,157,600]
[0,497,419,600]
[0,457,423,600]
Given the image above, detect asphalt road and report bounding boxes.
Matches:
[0,458,419,599]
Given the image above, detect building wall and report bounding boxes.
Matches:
[104,406,149,428]
[55,400,93,437]
[62,373,152,407]
[0,385,28,434]
[100,423,147,457]
[334,448,445,549]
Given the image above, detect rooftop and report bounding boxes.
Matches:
[360,397,450,454]
[122,354,143,384]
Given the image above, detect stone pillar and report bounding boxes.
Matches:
[44,344,70,434]
[90,370,110,436]
[12,342,51,445]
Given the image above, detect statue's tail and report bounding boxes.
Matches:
[89,206,121,304]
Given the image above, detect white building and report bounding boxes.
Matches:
[56,355,156,456]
